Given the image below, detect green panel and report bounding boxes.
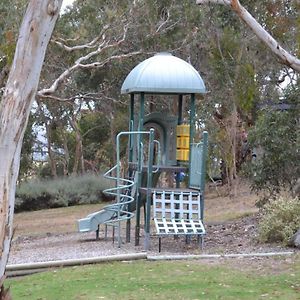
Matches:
[189,142,204,190]
[189,131,208,191]
[144,112,177,165]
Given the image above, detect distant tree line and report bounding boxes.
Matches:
[0,0,298,193]
[0,0,299,297]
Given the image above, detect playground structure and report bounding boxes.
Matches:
[77,52,208,250]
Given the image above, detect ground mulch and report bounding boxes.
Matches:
[9,213,297,265]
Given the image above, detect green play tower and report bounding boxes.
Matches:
[121,52,208,250]
[78,52,208,250]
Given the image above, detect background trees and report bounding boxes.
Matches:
[0,0,299,296]
[196,0,300,71]
[2,0,297,194]
[1,0,299,190]
[247,84,300,203]
[0,0,63,295]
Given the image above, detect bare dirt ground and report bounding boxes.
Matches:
[9,184,299,266]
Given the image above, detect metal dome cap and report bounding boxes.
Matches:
[121,52,206,94]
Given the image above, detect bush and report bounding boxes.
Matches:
[258,195,300,245]
[15,174,113,212]
[247,86,300,200]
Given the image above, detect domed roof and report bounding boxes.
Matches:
[121,52,206,94]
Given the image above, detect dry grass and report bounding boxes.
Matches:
[13,183,259,238]
[13,204,106,237]
[205,186,258,223]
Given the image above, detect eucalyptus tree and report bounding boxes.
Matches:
[196,0,300,72]
[0,0,27,91]
[0,1,39,181]
[0,1,63,297]
[191,0,299,190]
[247,82,300,203]
[34,0,208,175]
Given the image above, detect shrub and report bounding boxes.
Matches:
[15,174,113,212]
[246,86,300,201]
[258,195,300,245]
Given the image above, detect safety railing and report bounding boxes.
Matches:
[102,129,156,248]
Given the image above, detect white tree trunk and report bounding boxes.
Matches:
[0,0,62,284]
[196,0,300,72]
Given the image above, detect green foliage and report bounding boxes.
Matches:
[19,115,36,180]
[7,260,300,300]
[0,31,16,66]
[80,111,110,161]
[235,63,258,114]
[15,174,112,212]
[0,0,26,83]
[10,0,298,187]
[259,196,300,245]
[247,89,300,197]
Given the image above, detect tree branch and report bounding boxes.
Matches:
[38,26,142,97]
[78,51,142,69]
[197,0,230,4]
[52,25,109,52]
[196,0,300,72]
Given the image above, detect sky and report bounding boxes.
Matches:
[62,0,74,11]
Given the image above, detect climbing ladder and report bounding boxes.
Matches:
[153,190,205,252]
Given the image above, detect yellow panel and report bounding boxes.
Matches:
[176,136,190,149]
[176,149,189,161]
[176,124,190,137]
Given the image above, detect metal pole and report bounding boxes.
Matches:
[200,131,208,220]
[176,94,183,188]
[178,94,183,125]
[189,93,195,175]
[175,95,183,223]
[189,94,195,144]
[114,130,151,248]
[138,93,145,133]
[135,92,145,246]
[144,128,154,250]
[128,93,135,165]
[126,93,135,243]
[135,141,143,246]
[116,133,122,248]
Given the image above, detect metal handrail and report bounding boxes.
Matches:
[152,139,161,173]
[102,129,155,248]
[103,164,135,222]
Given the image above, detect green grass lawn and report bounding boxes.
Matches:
[7,258,300,300]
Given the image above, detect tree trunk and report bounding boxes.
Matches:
[61,126,70,176]
[196,0,300,72]
[109,111,117,169]
[0,0,62,295]
[70,117,85,175]
[45,123,58,178]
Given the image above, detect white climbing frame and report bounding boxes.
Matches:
[153,191,206,251]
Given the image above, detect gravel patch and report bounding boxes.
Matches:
[9,214,297,265]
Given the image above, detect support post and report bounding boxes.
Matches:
[126,93,135,243]
[128,93,135,165]
[104,224,108,240]
[96,225,100,240]
[189,94,195,143]
[175,95,183,224]
[159,237,161,253]
[144,128,154,251]
[116,134,122,248]
[135,142,143,246]
[200,131,208,220]
[176,94,183,188]
[135,92,145,246]
[189,93,195,173]
[178,94,183,125]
